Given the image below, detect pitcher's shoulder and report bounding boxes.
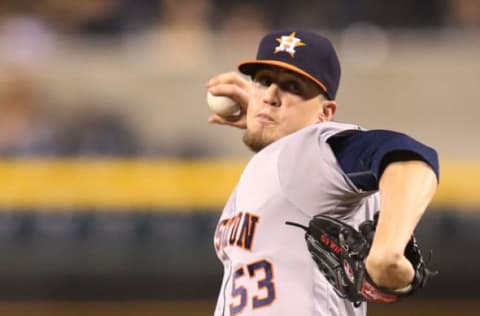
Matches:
[281,122,364,146]
[314,121,364,140]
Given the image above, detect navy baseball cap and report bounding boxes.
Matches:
[238,30,341,100]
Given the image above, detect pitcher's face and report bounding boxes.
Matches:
[243,67,336,152]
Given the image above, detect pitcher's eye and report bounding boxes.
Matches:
[282,81,302,95]
[254,75,272,87]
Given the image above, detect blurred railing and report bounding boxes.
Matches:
[0,158,476,209]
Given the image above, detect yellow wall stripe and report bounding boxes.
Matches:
[0,159,476,210]
[431,160,480,209]
[0,159,244,211]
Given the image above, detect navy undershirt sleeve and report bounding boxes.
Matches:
[327,130,439,191]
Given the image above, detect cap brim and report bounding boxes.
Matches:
[238,60,328,97]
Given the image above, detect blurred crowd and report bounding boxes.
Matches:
[2,0,479,38]
[0,0,479,158]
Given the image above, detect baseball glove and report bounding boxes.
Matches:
[286,214,436,307]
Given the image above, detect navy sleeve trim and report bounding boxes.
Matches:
[327,130,439,191]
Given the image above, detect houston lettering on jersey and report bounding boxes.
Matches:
[214,212,260,259]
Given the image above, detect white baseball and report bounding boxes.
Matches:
[207,91,241,117]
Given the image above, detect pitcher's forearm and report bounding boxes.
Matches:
[370,160,438,258]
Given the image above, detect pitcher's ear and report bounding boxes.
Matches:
[318,100,336,122]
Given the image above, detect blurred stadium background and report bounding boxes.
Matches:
[0,0,479,315]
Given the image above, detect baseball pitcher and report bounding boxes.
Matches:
[207,30,439,316]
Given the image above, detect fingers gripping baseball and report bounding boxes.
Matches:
[206,72,251,128]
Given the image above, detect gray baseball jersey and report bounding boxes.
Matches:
[213,122,379,316]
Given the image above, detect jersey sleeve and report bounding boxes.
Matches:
[327,130,439,192]
[277,125,368,218]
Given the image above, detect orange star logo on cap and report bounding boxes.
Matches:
[274,32,306,57]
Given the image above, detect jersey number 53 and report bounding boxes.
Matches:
[230,259,276,315]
